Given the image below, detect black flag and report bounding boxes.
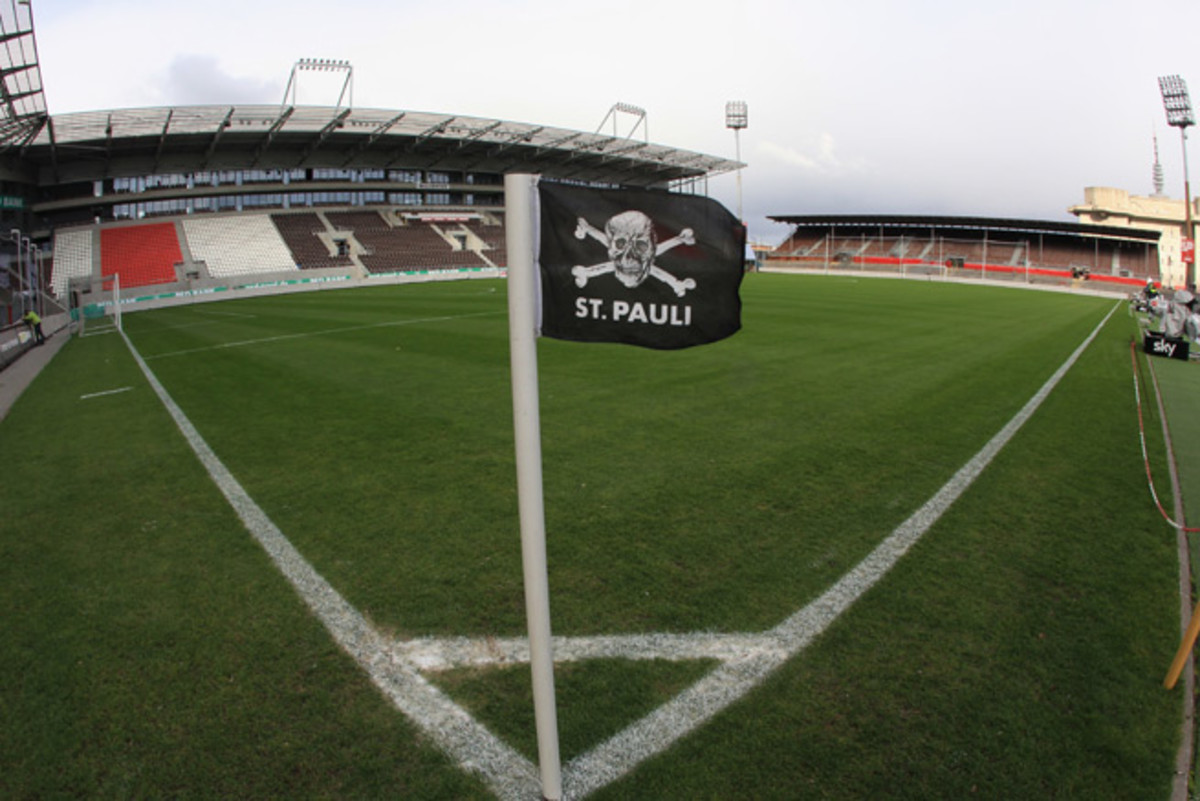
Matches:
[537,181,745,350]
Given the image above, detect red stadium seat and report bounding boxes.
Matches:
[100,223,182,288]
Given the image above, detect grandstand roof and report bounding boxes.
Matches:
[0,0,48,149]
[769,213,1161,243]
[7,104,743,188]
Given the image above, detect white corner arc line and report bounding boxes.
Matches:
[119,297,1117,801]
[118,329,540,800]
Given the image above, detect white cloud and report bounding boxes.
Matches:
[154,55,281,107]
[758,134,865,175]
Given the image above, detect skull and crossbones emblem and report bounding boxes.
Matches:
[570,211,697,297]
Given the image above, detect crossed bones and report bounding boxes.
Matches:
[570,217,697,298]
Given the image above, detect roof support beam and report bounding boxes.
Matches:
[45,116,59,183]
[252,106,295,167]
[295,107,351,166]
[151,108,175,171]
[413,117,455,147]
[461,126,544,171]
[536,131,582,156]
[104,113,113,161]
[421,120,502,169]
[13,112,47,151]
[201,107,235,169]
[382,116,454,168]
[339,111,404,167]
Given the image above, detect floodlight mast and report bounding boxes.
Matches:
[595,102,648,142]
[1159,74,1195,289]
[725,101,748,223]
[282,58,354,110]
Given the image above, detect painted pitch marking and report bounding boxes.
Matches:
[78,327,118,338]
[190,308,259,318]
[142,311,502,360]
[121,300,1117,800]
[146,309,262,332]
[79,386,134,400]
[121,327,538,800]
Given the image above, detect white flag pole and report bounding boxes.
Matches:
[504,172,563,801]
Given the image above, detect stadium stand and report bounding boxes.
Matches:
[270,212,354,271]
[323,210,485,274]
[50,228,93,299]
[43,209,509,304]
[463,220,507,266]
[100,223,182,289]
[183,215,298,278]
[767,215,1160,288]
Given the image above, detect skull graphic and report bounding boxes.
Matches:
[605,211,656,288]
[572,212,697,297]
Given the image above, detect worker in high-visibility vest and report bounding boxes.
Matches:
[22,309,45,345]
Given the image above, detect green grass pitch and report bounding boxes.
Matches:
[0,274,1184,798]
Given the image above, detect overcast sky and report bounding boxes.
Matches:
[29,0,1200,244]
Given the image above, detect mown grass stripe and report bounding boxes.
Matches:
[560,300,1120,798]
[118,328,542,801]
[142,310,501,360]
[114,294,1123,799]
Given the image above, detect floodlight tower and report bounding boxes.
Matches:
[1159,74,1195,288]
[725,101,748,223]
[282,58,354,110]
[596,102,648,142]
[1153,129,1166,196]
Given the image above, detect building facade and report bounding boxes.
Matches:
[1068,186,1198,288]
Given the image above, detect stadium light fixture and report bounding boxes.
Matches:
[298,58,351,73]
[1159,75,1195,288]
[283,58,354,111]
[725,101,748,224]
[595,102,648,142]
[1160,75,1195,129]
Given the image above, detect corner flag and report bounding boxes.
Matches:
[537,181,745,349]
[503,175,743,801]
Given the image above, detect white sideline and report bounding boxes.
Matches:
[562,300,1120,798]
[121,328,539,800]
[120,300,1117,800]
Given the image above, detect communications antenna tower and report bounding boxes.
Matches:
[1152,129,1166,196]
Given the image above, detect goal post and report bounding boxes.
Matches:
[74,273,122,337]
[111,273,122,333]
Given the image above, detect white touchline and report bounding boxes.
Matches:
[562,300,1120,798]
[120,300,1118,801]
[120,328,539,801]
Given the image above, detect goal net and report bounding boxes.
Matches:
[73,273,122,337]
